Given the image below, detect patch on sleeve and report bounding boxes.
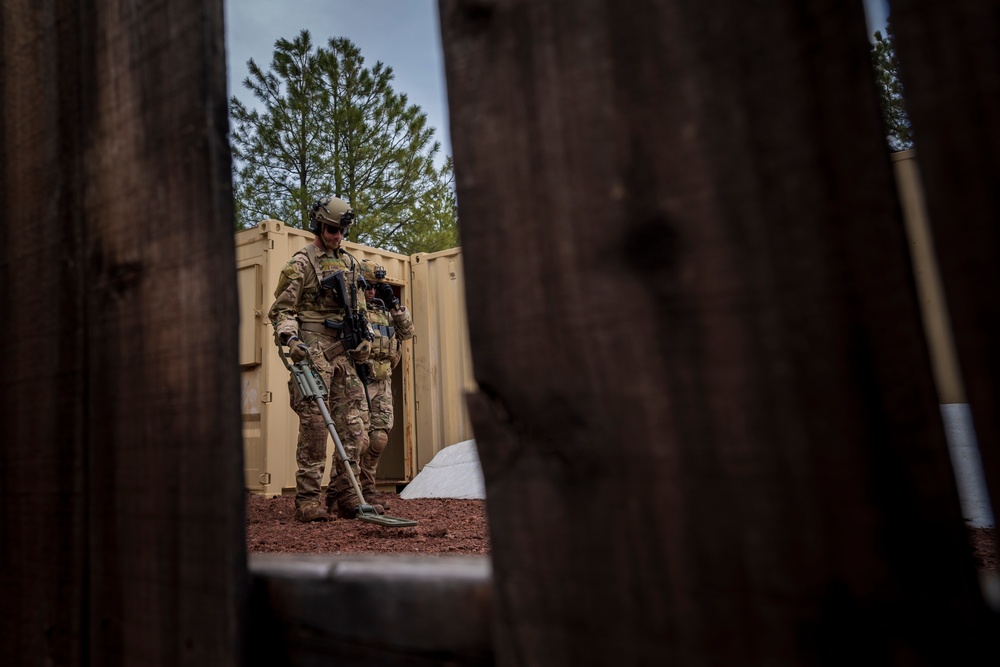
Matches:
[273,261,304,297]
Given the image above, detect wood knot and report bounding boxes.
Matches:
[620,213,679,277]
[108,261,143,296]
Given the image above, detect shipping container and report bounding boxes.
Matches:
[237,221,475,496]
[410,248,478,471]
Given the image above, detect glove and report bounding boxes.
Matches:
[288,336,309,363]
[349,340,372,363]
[376,283,399,310]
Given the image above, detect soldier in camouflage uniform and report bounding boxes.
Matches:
[357,259,415,507]
[267,195,379,522]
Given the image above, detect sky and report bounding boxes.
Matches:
[224,0,452,160]
[224,0,890,167]
[863,0,890,38]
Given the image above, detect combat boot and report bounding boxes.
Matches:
[365,492,393,511]
[295,501,330,523]
[325,489,338,513]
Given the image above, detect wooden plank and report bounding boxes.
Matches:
[892,0,1000,552]
[439,0,995,664]
[1,1,88,663]
[0,1,245,665]
[248,554,493,666]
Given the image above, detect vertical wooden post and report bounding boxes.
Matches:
[0,1,245,665]
[439,0,995,664]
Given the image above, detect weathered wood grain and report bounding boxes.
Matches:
[1,1,245,665]
[248,554,494,666]
[440,0,995,663]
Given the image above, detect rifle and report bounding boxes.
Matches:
[319,269,374,389]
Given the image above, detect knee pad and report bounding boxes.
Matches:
[369,429,389,456]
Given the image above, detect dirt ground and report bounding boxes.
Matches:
[969,526,999,573]
[247,494,1000,573]
[246,492,998,575]
[245,491,490,555]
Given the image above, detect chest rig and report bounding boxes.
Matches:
[297,244,362,324]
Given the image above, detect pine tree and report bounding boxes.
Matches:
[388,157,460,255]
[871,21,914,152]
[317,37,443,250]
[230,30,458,254]
[230,31,333,229]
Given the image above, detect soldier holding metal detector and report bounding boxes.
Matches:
[268,195,415,526]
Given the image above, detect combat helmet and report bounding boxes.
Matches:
[308,195,355,236]
[359,259,387,285]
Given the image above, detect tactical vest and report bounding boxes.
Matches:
[367,304,400,381]
[294,244,362,325]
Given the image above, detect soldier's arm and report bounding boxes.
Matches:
[267,257,309,343]
[391,307,414,341]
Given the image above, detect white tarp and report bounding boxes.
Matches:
[399,440,485,500]
[940,403,995,528]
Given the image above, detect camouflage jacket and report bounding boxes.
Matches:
[365,301,414,381]
[268,243,370,343]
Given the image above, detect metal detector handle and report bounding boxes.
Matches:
[276,334,329,401]
[295,359,328,400]
[274,332,297,371]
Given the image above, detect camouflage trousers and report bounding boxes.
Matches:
[359,376,393,494]
[289,333,369,512]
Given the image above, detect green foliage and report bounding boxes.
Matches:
[381,157,460,255]
[871,21,914,152]
[230,31,330,229]
[230,30,458,254]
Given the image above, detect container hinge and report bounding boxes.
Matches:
[259,473,271,486]
[262,391,273,403]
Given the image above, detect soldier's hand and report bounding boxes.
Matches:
[350,340,371,363]
[376,283,399,310]
[288,336,310,363]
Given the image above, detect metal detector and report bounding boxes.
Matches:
[277,335,417,528]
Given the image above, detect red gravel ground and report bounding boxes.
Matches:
[970,527,1000,574]
[246,492,997,574]
[245,491,490,555]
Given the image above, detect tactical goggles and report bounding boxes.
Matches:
[324,222,350,237]
[322,210,354,237]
